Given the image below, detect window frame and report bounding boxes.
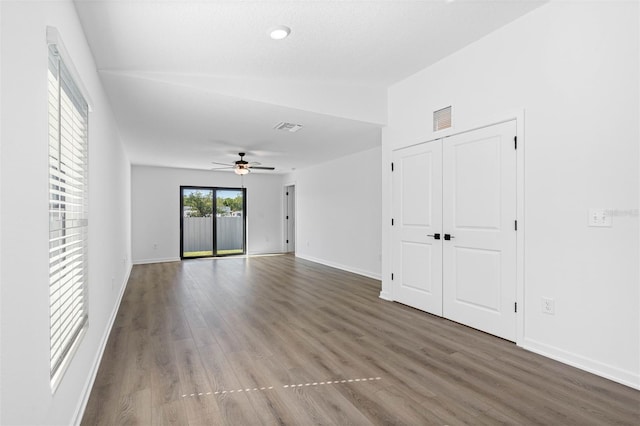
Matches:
[47,28,91,391]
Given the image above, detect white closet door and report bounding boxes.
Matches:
[392,142,443,316]
[442,120,517,341]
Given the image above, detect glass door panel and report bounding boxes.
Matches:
[181,187,214,258]
[215,189,245,255]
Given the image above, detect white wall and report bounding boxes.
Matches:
[0,3,4,422]
[382,1,639,388]
[286,146,382,279]
[0,1,132,425]
[132,166,284,262]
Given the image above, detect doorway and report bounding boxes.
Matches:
[284,185,295,253]
[180,186,247,258]
[391,120,517,341]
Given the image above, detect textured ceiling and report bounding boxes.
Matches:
[74,0,546,172]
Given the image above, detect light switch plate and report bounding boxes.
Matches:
[588,208,612,227]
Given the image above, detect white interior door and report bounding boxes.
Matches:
[442,120,517,341]
[392,142,443,316]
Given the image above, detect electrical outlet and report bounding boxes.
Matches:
[542,297,555,315]
[588,208,612,227]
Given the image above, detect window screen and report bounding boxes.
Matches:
[48,43,89,386]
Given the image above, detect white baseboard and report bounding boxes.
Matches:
[247,250,288,256]
[295,253,381,281]
[133,252,286,265]
[522,337,640,390]
[72,263,132,425]
[379,290,393,301]
[133,257,180,265]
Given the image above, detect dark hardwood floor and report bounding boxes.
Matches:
[82,255,640,425]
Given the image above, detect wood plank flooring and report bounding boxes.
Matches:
[82,255,640,425]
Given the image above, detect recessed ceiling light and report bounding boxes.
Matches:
[269,25,291,40]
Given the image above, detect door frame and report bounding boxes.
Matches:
[388,109,526,345]
[179,185,247,259]
[283,182,296,253]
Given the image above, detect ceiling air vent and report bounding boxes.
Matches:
[433,106,452,131]
[274,122,303,133]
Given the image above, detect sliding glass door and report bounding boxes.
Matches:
[215,189,245,255]
[181,186,246,258]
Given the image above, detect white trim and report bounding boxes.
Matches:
[45,26,94,111]
[282,184,292,253]
[245,250,287,257]
[381,135,393,303]
[133,257,181,265]
[296,253,381,281]
[282,180,297,253]
[50,324,87,393]
[134,252,291,265]
[378,290,393,301]
[514,109,526,346]
[282,185,287,252]
[523,338,640,391]
[71,263,132,425]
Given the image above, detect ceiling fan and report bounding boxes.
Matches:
[211,152,275,175]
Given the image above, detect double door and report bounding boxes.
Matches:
[392,121,517,341]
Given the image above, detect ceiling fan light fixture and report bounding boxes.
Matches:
[269,25,291,40]
[235,167,250,175]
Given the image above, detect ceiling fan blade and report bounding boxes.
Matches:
[211,161,233,166]
[211,166,234,170]
[249,166,275,170]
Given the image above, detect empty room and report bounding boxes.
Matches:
[1,0,639,424]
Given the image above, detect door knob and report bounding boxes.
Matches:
[444,234,454,240]
[427,233,441,240]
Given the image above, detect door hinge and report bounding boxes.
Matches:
[391,218,394,226]
[514,136,517,150]
[515,302,517,313]
[286,239,289,244]
[391,162,394,172]
[286,215,289,220]
[514,220,518,231]
[391,273,394,280]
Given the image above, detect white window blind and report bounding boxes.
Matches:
[48,42,89,386]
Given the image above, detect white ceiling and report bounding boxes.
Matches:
[74,0,546,173]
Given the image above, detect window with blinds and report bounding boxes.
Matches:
[48,42,89,387]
